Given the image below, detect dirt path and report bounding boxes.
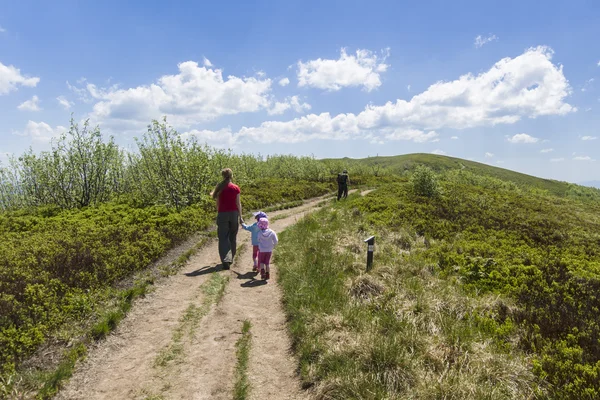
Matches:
[56,193,347,400]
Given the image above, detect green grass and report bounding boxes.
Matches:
[275,165,600,399]
[327,153,600,200]
[277,196,546,399]
[233,320,252,400]
[36,343,87,399]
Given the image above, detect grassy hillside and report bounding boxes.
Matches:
[328,153,584,198]
[277,165,600,399]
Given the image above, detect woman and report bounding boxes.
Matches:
[211,168,244,270]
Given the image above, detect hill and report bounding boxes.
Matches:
[277,163,600,399]
[327,153,577,197]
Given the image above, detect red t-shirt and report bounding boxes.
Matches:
[217,182,241,212]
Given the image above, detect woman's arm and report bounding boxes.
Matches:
[236,193,244,224]
[211,183,221,200]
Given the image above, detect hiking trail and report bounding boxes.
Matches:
[56,190,370,400]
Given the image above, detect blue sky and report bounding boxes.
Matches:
[1,0,599,183]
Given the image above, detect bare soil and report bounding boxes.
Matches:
[56,195,339,400]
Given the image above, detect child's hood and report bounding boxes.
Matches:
[259,229,274,237]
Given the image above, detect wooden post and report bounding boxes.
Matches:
[364,235,375,271]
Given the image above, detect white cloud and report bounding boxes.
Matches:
[56,95,74,110]
[496,160,505,164]
[485,152,494,158]
[597,60,600,67]
[67,79,94,103]
[256,70,266,78]
[507,133,539,144]
[407,84,411,92]
[267,101,290,116]
[267,95,311,115]
[0,62,40,95]
[203,57,213,67]
[80,61,273,129]
[187,47,574,146]
[540,148,554,153]
[550,158,565,162]
[581,136,597,140]
[13,121,66,144]
[17,95,41,111]
[385,129,439,142]
[180,128,236,149]
[474,34,498,48]
[451,136,459,140]
[0,26,6,33]
[431,149,446,155]
[574,156,595,161]
[582,78,594,92]
[297,48,389,92]
[278,77,290,87]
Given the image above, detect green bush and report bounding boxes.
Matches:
[410,165,440,198]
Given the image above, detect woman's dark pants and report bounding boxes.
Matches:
[217,211,239,266]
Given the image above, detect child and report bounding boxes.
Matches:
[257,217,278,280]
[242,211,267,271]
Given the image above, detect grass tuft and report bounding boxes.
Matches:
[233,320,252,400]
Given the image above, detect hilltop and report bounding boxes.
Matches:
[327,153,584,197]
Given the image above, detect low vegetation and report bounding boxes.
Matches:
[233,320,252,400]
[278,167,600,399]
[0,117,340,395]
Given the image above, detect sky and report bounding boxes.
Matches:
[0,0,599,183]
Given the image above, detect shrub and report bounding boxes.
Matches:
[410,165,440,198]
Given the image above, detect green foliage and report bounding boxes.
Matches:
[410,164,440,197]
[277,204,545,399]
[1,118,124,209]
[233,320,252,400]
[342,172,600,399]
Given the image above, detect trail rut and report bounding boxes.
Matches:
[56,193,349,400]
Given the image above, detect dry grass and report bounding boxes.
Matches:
[277,207,546,399]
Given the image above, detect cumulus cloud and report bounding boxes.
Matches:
[297,48,390,92]
[17,95,41,111]
[581,136,597,140]
[180,128,236,149]
[186,46,574,146]
[485,152,494,158]
[0,61,40,95]
[474,34,498,48]
[540,148,554,153]
[267,96,311,115]
[76,61,273,129]
[507,133,539,144]
[203,57,213,67]
[13,121,66,144]
[278,77,290,87]
[431,149,446,155]
[550,158,565,162]
[451,136,459,139]
[56,95,74,110]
